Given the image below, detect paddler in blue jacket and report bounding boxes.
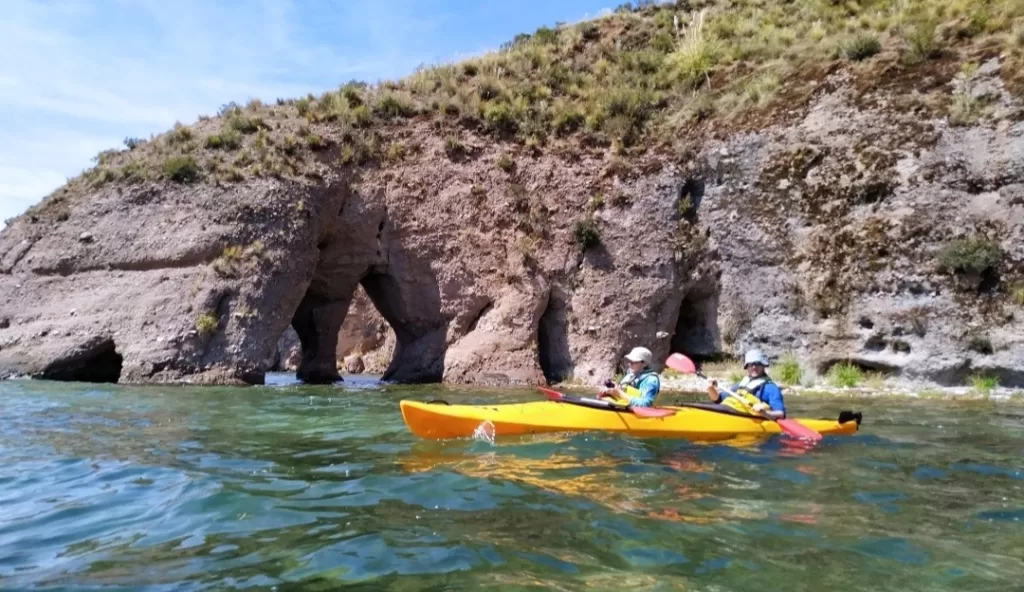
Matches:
[599,346,662,407]
[707,349,786,418]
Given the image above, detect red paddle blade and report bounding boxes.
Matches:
[777,419,824,442]
[631,406,676,418]
[537,387,565,401]
[665,353,697,374]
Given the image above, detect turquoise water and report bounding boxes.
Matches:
[1,376,1022,591]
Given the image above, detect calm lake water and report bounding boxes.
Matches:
[1,375,1022,591]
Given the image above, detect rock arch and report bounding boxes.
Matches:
[285,190,447,385]
[360,263,447,383]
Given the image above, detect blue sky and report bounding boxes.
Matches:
[0,0,620,226]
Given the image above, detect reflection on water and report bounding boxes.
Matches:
[0,375,1022,591]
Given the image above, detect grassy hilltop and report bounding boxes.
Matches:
[22,0,1024,221]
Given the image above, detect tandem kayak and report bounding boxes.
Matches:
[399,395,862,441]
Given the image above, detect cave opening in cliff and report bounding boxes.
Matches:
[272,284,392,377]
[283,198,448,385]
[286,264,446,385]
[359,273,412,376]
[537,288,573,383]
[40,338,123,383]
[359,271,446,383]
[670,279,720,363]
[817,358,899,378]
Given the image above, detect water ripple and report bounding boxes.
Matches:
[1,379,1023,591]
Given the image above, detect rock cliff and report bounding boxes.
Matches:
[1,1,1023,387]
[695,64,1024,387]
[0,113,704,385]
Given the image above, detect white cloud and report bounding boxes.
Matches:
[0,168,66,217]
[0,0,430,227]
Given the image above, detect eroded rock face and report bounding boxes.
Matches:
[0,180,329,385]
[0,130,702,386]
[1,63,1022,389]
[343,354,365,374]
[693,66,1024,386]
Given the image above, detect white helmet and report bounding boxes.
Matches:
[743,349,770,367]
[624,347,653,365]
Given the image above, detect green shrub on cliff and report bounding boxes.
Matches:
[903,21,941,64]
[228,113,263,134]
[1011,284,1024,306]
[196,313,218,335]
[373,91,417,119]
[775,354,803,386]
[572,216,600,252]
[969,374,999,395]
[664,10,720,88]
[213,246,244,277]
[167,124,194,145]
[205,129,241,150]
[950,61,983,125]
[305,134,328,151]
[827,362,862,388]
[841,34,882,61]
[163,156,200,183]
[937,235,1002,276]
[483,101,520,134]
[120,161,145,183]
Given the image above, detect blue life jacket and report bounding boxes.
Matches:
[620,368,661,407]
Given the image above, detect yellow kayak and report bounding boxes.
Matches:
[399,398,862,441]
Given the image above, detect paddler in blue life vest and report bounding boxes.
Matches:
[598,347,662,408]
[707,349,786,418]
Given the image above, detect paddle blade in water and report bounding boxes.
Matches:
[777,418,824,441]
[665,353,696,374]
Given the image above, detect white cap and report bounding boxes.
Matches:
[744,349,770,367]
[624,347,653,364]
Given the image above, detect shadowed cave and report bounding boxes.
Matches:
[670,276,721,362]
[41,338,124,384]
[286,221,448,385]
[537,287,572,383]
